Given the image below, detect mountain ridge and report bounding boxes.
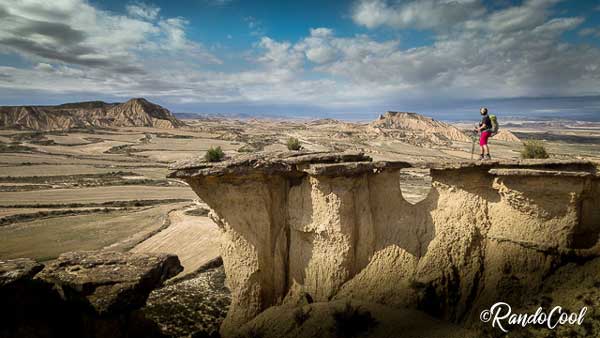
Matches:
[0,98,185,130]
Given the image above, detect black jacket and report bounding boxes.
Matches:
[480,115,492,132]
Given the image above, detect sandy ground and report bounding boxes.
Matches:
[132,205,221,276]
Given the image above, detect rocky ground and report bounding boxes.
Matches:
[143,264,230,338]
[0,251,182,338]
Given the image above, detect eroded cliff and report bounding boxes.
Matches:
[169,152,600,337]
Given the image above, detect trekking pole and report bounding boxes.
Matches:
[470,128,477,160]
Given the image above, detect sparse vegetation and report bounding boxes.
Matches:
[184,207,210,217]
[332,302,377,338]
[1,199,190,209]
[0,143,35,153]
[520,140,550,159]
[286,137,301,151]
[0,171,181,189]
[205,146,225,162]
[237,144,256,153]
[293,307,311,326]
[0,208,116,226]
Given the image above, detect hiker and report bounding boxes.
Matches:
[475,107,492,160]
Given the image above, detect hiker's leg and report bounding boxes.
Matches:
[483,145,489,155]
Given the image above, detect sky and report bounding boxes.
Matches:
[1,0,600,121]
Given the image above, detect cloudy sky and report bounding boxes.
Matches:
[0,0,599,120]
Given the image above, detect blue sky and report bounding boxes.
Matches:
[1,0,600,120]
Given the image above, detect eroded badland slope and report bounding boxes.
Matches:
[0,98,185,130]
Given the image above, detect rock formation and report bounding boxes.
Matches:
[492,129,521,142]
[368,112,472,145]
[170,151,600,337]
[0,251,182,338]
[0,98,185,130]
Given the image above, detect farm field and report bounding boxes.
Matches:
[1,117,599,269]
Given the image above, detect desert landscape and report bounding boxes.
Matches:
[1,98,600,338]
[2,0,600,336]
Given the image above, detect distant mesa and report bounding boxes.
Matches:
[492,129,521,142]
[369,111,472,144]
[0,98,185,130]
[369,111,520,144]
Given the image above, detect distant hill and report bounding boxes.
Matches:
[492,130,521,142]
[368,111,472,145]
[0,98,185,130]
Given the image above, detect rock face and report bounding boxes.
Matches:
[0,258,43,287]
[0,98,185,130]
[37,251,183,315]
[0,251,182,338]
[368,112,472,145]
[170,152,600,337]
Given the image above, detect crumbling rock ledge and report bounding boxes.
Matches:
[0,251,182,338]
[170,152,600,337]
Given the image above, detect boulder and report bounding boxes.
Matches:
[0,251,182,338]
[36,251,183,315]
[0,258,43,287]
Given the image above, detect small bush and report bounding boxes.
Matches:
[286,137,301,151]
[293,307,311,326]
[205,146,225,162]
[520,140,549,159]
[237,144,255,153]
[332,302,377,338]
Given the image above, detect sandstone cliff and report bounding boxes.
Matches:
[0,98,185,130]
[170,152,600,337]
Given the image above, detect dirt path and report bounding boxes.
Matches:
[131,205,221,276]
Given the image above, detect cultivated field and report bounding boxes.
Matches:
[1,117,599,272]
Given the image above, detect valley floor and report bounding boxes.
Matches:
[1,117,599,337]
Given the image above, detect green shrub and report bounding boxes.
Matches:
[332,302,377,337]
[520,140,549,159]
[237,144,255,153]
[205,146,225,162]
[293,307,310,326]
[286,137,301,151]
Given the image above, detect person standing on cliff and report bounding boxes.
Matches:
[475,107,492,160]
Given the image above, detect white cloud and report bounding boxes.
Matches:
[0,0,599,110]
[0,0,219,72]
[34,62,53,72]
[257,37,304,71]
[126,3,160,21]
[245,16,265,36]
[579,27,600,38]
[352,0,486,30]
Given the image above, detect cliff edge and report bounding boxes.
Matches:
[170,152,600,337]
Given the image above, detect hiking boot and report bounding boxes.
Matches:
[478,155,485,161]
[484,154,492,160]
